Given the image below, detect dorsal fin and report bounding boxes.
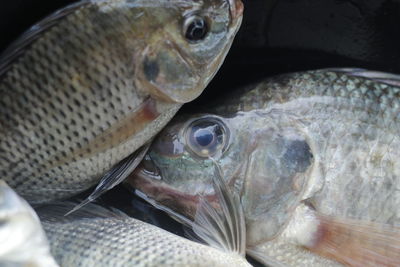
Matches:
[66,144,150,216]
[0,1,90,77]
[328,68,400,87]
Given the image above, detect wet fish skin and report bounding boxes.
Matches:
[130,69,400,266]
[0,180,58,266]
[0,0,243,203]
[37,202,251,267]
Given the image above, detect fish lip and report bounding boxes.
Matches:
[229,0,244,23]
[139,1,243,104]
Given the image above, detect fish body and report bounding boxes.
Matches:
[0,180,58,266]
[130,69,400,266]
[0,0,243,203]
[37,202,250,267]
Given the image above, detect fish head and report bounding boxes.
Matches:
[130,113,240,216]
[132,0,243,103]
[129,111,316,244]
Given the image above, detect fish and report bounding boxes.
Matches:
[36,199,251,267]
[0,0,243,204]
[128,69,400,267]
[0,180,58,266]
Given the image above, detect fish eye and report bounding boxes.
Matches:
[183,15,209,42]
[185,118,228,158]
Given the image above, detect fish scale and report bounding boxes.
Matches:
[230,70,400,265]
[0,0,243,203]
[131,69,400,267]
[39,207,250,267]
[0,5,145,194]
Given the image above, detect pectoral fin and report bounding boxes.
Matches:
[134,161,247,257]
[66,144,149,215]
[200,163,290,266]
[303,212,400,267]
[188,162,246,255]
[38,201,129,222]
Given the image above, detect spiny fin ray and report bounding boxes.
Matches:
[134,161,246,256]
[37,201,128,223]
[190,161,246,255]
[66,144,149,215]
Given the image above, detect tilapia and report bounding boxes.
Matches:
[0,180,58,266]
[0,0,243,203]
[129,69,400,266]
[37,201,251,267]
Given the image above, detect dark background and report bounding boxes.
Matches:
[2,0,400,264]
[2,0,400,81]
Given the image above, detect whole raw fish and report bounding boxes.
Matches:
[0,0,243,203]
[0,180,58,266]
[37,201,251,267]
[129,69,400,267]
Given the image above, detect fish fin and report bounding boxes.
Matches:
[134,162,247,256]
[134,189,195,225]
[0,1,90,76]
[303,212,400,267]
[329,68,400,87]
[189,162,246,256]
[246,249,292,267]
[65,144,150,216]
[37,201,128,222]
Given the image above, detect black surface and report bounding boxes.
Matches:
[196,0,400,105]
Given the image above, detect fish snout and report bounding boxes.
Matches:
[229,0,244,23]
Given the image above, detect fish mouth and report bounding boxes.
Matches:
[126,162,217,219]
[229,0,244,23]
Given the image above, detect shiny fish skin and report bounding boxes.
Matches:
[0,0,243,203]
[130,69,400,266]
[0,180,58,266]
[38,203,251,267]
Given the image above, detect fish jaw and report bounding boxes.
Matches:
[133,0,244,104]
[229,0,244,23]
[0,0,243,203]
[127,167,218,219]
[124,114,248,218]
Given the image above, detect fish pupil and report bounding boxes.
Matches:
[185,117,229,158]
[185,17,208,41]
[194,128,214,147]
